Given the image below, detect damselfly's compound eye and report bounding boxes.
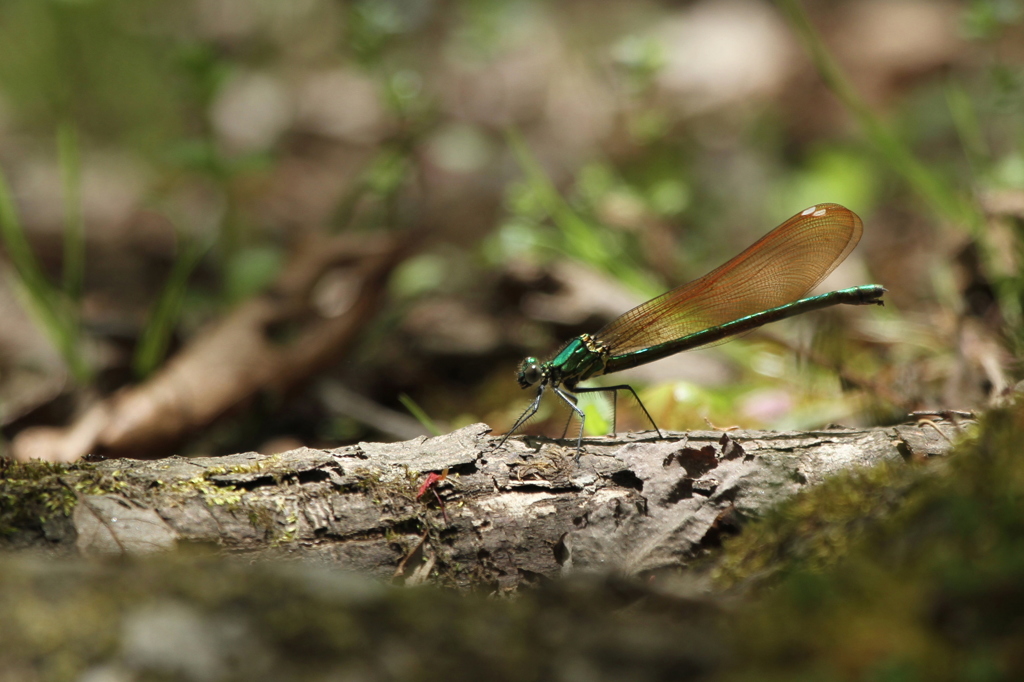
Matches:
[517,357,542,388]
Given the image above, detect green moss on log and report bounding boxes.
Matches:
[0,459,127,538]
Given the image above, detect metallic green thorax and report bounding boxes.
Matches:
[515,333,609,392]
[546,334,609,387]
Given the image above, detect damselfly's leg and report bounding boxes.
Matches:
[498,385,547,449]
[573,384,664,440]
[559,392,580,439]
[552,385,587,459]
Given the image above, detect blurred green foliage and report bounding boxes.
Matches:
[503,130,662,298]
[0,0,186,151]
[0,2,1022,675]
[0,0,1021,446]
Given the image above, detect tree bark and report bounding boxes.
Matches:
[5,420,965,589]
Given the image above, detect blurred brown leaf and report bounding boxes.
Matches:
[13,232,404,462]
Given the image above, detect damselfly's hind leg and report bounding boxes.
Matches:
[572,384,664,440]
[558,391,582,440]
[552,386,587,460]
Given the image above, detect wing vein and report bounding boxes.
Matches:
[595,204,863,354]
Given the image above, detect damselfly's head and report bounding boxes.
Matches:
[516,356,544,389]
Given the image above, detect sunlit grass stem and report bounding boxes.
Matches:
[58,122,85,304]
[779,0,1021,329]
[133,233,210,379]
[505,128,660,299]
[0,163,91,383]
[398,393,442,437]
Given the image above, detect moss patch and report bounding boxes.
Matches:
[713,459,923,588]
[717,406,1024,680]
[165,475,245,508]
[0,460,128,538]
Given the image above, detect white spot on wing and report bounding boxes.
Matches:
[813,207,827,217]
[801,206,816,216]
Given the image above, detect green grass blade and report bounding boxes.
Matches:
[945,80,990,171]
[58,122,85,303]
[133,232,210,379]
[0,164,90,383]
[779,0,1019,328]
[398,393,442,437]
[328,143,412,234]
[505,129,660,298]
[778,0,972,224]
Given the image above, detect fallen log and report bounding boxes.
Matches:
[1,419,965,590]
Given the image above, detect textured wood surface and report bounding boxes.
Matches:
[12,420,966,589]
